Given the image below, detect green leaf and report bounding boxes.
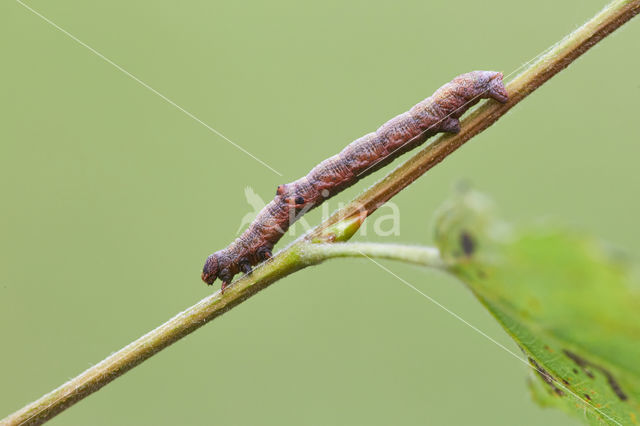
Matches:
[434,189,640,425]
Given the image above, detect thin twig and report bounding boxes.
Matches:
[302,243,445,268]
[3,1,639,424]
[308,0,640,236]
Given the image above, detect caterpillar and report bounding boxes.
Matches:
[202,71,508,289]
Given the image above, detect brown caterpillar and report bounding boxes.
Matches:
[202,71,508,289]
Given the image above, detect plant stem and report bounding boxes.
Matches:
[3,1,639,425]
[302,243,445,268]
[308,0,640,237]
[1,242,443,426]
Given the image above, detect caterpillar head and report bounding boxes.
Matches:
[201,253,219,284]
[201,252,234,285]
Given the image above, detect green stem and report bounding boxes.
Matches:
[302,243,445,268]
[307,0,640,237]
[3,1,639,425]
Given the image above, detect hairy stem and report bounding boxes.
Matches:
[4,1,639,425]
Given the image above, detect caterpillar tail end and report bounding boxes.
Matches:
[488,72,508,103]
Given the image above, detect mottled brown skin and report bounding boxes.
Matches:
[203,71,508,289]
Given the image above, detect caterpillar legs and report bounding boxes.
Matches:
[487,73,508,103]
[440,117,461,134]
[240,261,253,275]
[257,246,273,261]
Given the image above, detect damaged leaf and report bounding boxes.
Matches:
[434,189,640,425]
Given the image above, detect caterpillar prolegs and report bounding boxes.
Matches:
[202,71,508,289]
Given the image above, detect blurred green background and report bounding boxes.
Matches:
[1,0,638,424]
